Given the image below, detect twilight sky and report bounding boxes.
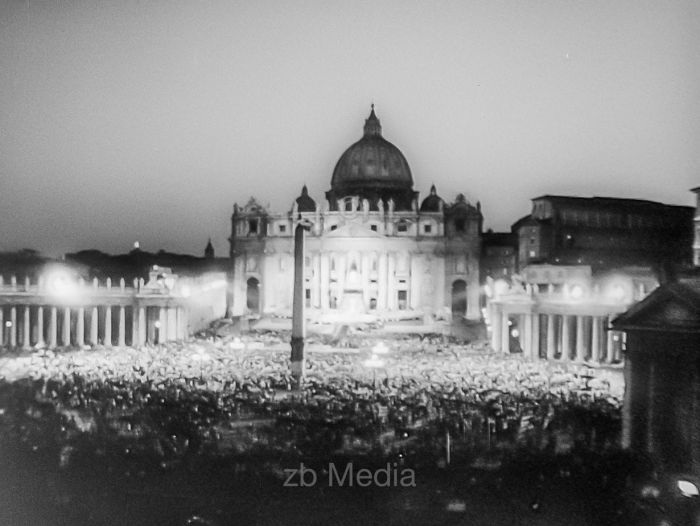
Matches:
[1,0,698,257]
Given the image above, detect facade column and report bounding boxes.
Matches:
[387,253,396,310]
[377,253,388,310]
[22,306,31,349]
[531,313,540,360]
[320,253,330,311]
[90,307,99,345]
[0,307,4,346]
[118,306,126,346]
[575,315,586,362]
[36,307,45,347]
[76,307,85,346]
[500,311,510,354]
[48,307,57,348]
[409,255,421,310]
[337,255,346,306]
[561,315,571,362]
[546,314,556,360]
[312,252,321,308]
[361,252,370,307]
[590,316,601,363]
[104,306,112,346]
[62,307,70,346]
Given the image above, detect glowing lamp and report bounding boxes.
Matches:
[611,284,625,302]
[154,321,161,329]
[569,284,584,300]
[180,285,191,298]
[677,480,699,498]
[5,321,11,328]
[362,356,386,369]
[373,342,389,355]
[45,270,78,300]
[511,329,519,338]
[493,279,509,297]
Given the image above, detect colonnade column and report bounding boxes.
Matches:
[36,307,45,347]
[0,307,4,346]
[590,316,601,363]
[138,307,146,345]
[546,314,556,360]
[158,307,167,344]
[575,315,586,362]
[522,313,532,358]
[48,307,57,348]
[10,306,18,347]
[561,315,571,362]
[500,311,510,354]
[76,308,85,346]
[490,303,501,352]
[104,306,112,346]
[90,307,99,345]
[22,306,31,349]
[531,313,540,360]
[62,307,70,346]
[605,316,614,363]
[118,306,126,346]
[167,307,177,341]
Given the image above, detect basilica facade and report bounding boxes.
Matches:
[229,107,482,321]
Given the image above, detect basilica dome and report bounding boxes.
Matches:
[327,106,416,210]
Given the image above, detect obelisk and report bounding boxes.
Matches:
[290,222,306,384]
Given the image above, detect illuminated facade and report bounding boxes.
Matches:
[229,107,482,321]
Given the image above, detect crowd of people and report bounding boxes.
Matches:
[0,332,623,473]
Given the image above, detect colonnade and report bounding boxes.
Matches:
[490,308,624,364]
[0,303,189,349]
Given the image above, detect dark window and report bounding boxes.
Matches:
[330,225,338,231]
[398,290,407,310]
[279,225,286,233]
[345,200,353,211]
[369,298,377,310]
[424,224,432,234]
[305,289,311,308]
[455,218,465,232]
[397,222,408,233]
[248,219,258,234]
[370,224,378,232]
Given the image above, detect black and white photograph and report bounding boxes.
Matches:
[1,1,699,524]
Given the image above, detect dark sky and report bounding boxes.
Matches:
[1,0,698,257]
